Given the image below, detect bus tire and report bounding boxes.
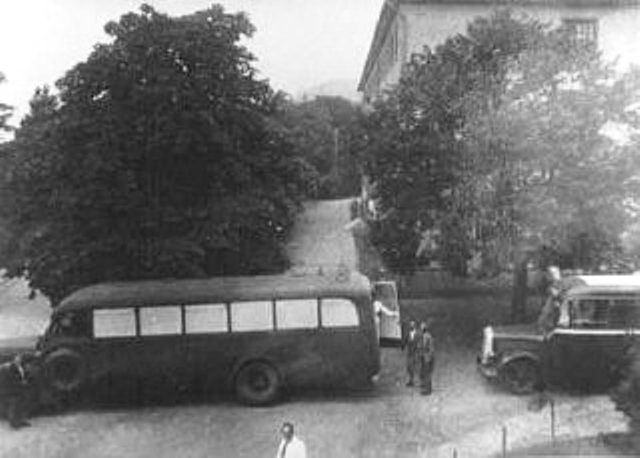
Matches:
[500,358,541,395]
[44,348,86,393]
[234,360,281,406]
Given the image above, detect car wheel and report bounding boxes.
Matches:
[44,348,86,393]
[500,359,541,395]
[234,360,281,406]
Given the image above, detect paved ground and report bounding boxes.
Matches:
[0,199,630,457]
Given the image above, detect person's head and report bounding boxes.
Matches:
[547,266,561,282]
[420,321,428,332]
[409,320,417,330]
[281,422,294,441]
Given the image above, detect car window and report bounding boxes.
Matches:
[93,308,136,338]
[276,299,318,330]
[185,304,228,334]
[321,298,359,327]
[571,299,610,328]
[231,301,273,332]
[139,306,182,336]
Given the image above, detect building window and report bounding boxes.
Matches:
[562,18,598,47]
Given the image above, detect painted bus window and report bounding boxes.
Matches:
[139,306,182,336]
[609,299,640,328]
[185,304,228,334]
[93,308,136,338]
[321,298,359,327]
[276,299,318,330]
[231,301,273,332]
[572,299,610,328]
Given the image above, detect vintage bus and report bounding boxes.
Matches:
[35,270,381,405]
[479,275,640,393]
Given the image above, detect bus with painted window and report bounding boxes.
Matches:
[35,270,381,405]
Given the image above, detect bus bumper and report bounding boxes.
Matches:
[477,354,499,379]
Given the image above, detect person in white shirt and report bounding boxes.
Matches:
[276,422,307,458]
[373,299,400,341]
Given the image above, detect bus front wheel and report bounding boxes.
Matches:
[234,360,281,406]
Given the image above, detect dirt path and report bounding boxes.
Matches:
[285,199,357,270]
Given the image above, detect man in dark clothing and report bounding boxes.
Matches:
[0,353,40,429]
[419,321,435,395]
[401,321,421,387]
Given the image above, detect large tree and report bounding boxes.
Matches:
[363,10,640,283]
[280,96,364,198]
[0,4,312,304]
[0,72,12,134]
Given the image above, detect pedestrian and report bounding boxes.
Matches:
[401,321,421,387]
[0,353,38,429]
[537,265,563,333]
[276,422,307,458]
[373,297,400,341]
[419,321,435,395]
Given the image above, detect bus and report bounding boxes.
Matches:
[36,269,381,405]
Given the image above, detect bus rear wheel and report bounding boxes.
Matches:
[234,361,281,406]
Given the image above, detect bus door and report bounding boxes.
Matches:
[373,281,401,345]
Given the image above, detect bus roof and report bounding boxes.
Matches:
[562,275,640,288]
[56,270,372,313]
[562,275,640,297]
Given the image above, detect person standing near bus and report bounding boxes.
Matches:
[419,321,435,395]
[276,422,307,458]
[401,321,421,387]
[373,298,399,341]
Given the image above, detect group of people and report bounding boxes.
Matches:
[274,320,436,457]
[402,320,435,395]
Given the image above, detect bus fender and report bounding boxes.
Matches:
[227,357,284,390]
[499,352,540,370]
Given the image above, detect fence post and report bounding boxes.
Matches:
[550,397,556,443]
[502,425,508,458]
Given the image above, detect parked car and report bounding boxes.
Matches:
[478,275,640,394]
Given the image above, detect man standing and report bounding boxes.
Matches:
[419,321,435,395]
[0,353,38,429]
[373,298,400,342]
[537,266,562,333]
[276,422,307,458]
[401,321,421,387]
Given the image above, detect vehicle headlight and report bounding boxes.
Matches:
[481,326,494,363]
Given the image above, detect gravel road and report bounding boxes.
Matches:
[0,199,628,457]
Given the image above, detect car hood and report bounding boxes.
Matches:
[0,335,39,363]
[491,323,543,340]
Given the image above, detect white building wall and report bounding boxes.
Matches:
[399,4,640,72]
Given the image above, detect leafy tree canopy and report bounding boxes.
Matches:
[280,95,365,198]
[0,4,312,304]
[363,9,640,276]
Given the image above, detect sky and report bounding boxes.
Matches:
[0,0,380,126]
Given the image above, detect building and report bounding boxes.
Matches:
[358,0,640,102]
